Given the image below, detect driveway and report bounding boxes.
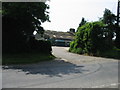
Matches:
[2,46,119,88]
[52,46,118,64]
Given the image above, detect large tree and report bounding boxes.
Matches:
[2,2,49,35]
[2,2,50,53]
[102,8,116,25]
[69,9,117,55]
[102,8,116,46]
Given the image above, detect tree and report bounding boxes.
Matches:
[69,9,117,55]
[2,2,50,35]
[76,17,87,32]
[69,22,107,55]
[2,2,50,53]
[69,8,119,57]
[79,17,87,27]
[102,8,116,46]
[102,8,116,25]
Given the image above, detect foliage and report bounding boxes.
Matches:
[2,2,50,35]
[28,37,52,53]
[3,35,52,54]
[2,2,51,54]
[79,17,87,27]
[77,17,87,32]
[102,8,116,47]
[69,21,114,55]
[97,47,120,59]
[102,8,116,25]
[69,9,118,58]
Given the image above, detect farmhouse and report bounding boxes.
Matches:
[35,30,75,46]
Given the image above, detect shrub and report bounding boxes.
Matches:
[75,48,83,54]
[28,37,52,54]
[69,21,113,55]
[3,35,52,54]
[69,41,74,52]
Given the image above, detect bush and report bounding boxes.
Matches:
[69,41,74,52]
[24,37,52,54]
[69,21,114,55]
[3,35,52,54]
[75,48,83,54]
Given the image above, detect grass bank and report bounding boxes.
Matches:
[98,48,120,59]
[2,53,55,65]
[69,47,120,59]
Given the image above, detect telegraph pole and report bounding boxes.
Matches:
[117,0,120,26]
[115,0,120,48]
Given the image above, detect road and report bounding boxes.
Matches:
[2,46,119,88]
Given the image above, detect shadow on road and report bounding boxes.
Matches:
[2,59,89,77]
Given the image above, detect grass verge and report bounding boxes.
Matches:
[69,47,120,59]
[2,53,56,65]
[98,48,120,59]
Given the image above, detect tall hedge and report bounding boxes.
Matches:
[3,35,52,54]
[69,21,113,55]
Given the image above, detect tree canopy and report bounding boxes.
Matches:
[79,17,87,27]
[69,8,118,56]
[2,2,51,53]
[2,2,50,35]
[102,8,116,25]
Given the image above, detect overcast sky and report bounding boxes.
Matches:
[42,0,118,32]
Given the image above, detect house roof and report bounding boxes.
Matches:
[44,30,75,40]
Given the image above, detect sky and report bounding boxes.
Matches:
[42,0,118,32]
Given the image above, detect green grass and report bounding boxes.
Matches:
[98,48,120,59]
[2,53,55,65]
[69,47,120,59]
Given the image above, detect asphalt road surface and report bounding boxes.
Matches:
[2,46,119,88]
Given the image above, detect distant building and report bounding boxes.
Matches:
[54,38,73,46]
[35,30,75,46]
[69,28,75,33]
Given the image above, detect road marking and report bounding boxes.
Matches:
[92,83,119,88]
